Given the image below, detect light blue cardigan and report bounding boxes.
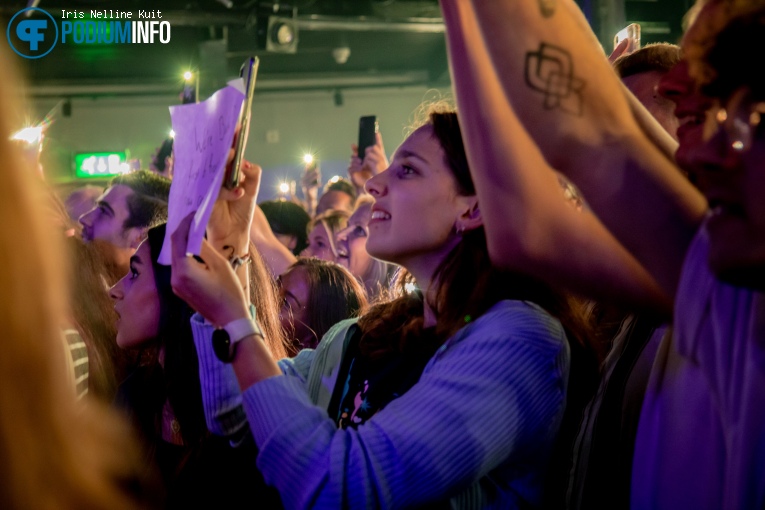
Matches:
[191,300,569,509]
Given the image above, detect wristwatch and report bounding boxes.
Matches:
[212,317,263,362]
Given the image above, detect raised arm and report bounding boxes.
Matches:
[300,162,320,218]
[441,0,706,300]
[240,164,297,277]
[250,204,297,277]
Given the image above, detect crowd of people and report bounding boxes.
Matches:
[1,0,764,508]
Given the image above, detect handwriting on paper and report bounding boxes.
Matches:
[158,81,245,265]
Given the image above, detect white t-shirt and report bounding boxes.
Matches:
[632,222,765,509]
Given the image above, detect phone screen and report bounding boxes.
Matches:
[153,137,173,172]
[181,79,198,105]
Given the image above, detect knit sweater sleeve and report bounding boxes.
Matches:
[242,301,569,509]
[190,313,316,439]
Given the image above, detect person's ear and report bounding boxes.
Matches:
[287,235,298,251]
[455,196,482,233]
[126,226,148,250]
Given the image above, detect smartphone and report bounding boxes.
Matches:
[225,56,260,189]
[614,23,641,53]
[181,75,198,105]
[153,137,174,173]
[304,157,319,186]
[357,115,378,161]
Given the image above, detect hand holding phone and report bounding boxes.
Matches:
[301,158,320,190]
[152,137,174,174]
[614,23,641,54]
[349,131,387,191]
[225,57,259,189]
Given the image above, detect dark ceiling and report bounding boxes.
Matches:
[1,0,692,100]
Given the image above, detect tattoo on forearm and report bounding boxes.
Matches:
[538,0,556,17]
[524,42,585,116]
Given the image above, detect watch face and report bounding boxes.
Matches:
[212,328,233,362]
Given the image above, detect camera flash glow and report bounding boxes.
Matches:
[183,71,193,81]
[404,282,417,294]
[303,154,314,164]
[10,126,43,144]
[279,182,290,193]
[169,129,176,138]
[329,175,341,183]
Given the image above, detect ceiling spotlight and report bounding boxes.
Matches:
[266,16,298,53]
[332,46,351,65]
[272,22,295,46]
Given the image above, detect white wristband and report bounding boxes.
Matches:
[223,317,263,345]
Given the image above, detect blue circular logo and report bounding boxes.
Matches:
[6,7,58,59]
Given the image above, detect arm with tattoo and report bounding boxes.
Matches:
[441,0,706,301]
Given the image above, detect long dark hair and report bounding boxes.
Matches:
[357,108,594,362]
[286,258,368,349]
[138,225,289,447]
[146,224,206,447]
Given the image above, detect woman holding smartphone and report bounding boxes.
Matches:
[172,107,581,508]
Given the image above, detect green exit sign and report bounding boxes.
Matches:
[74,152,127,179]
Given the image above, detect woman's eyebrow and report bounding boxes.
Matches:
[285,291,302,308]
[395,149,429,164]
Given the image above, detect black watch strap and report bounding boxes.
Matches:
[212,317,263,362]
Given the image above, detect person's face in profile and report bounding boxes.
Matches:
[79,184,135,249]
[363,125,474,270]
[109,242,161,349]
[658,59,714,176]
[301,222,337,262]
[278,266,315,350]
[335,203,374,282]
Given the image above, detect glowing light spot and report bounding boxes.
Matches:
[10,126,43,144]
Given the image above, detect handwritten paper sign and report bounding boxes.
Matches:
[158,80,245,265]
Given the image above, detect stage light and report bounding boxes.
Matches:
[10,126,43,144]
[279,182,290,194]
[183,71,193,81]
[264,10,298,54]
